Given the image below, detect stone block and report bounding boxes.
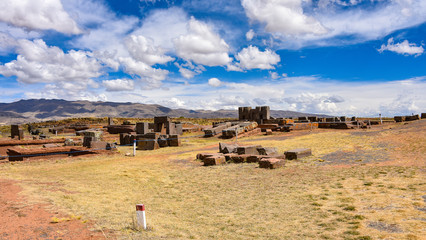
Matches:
[64,138,75,146]
[167,134,181,147]
[175,123,183,135]
[284,148,312,160]
[405,115,419,121]
[257,147,278,156]
[136,122,149,134]
[83,136,95,147]
[203,155,226,166]
[196,153,218,160]
[108,117,114,125]
[265,129,273,135]
[90,141,108,149]
[219,142,238,154]
[421,113,426,119]
[43,143,59,148]
[165,122,176,135]
[308,116,318,122]
[246,155,262,163]
[120,133,128,145]
[154,116,170,124]
[11,125,23,140]
[236,145,261,155]
[158,135,169,147]
[230,154,249,163]
[259,158,285,169]
[137,138,160,150]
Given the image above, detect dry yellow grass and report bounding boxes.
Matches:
[0,121,425,240]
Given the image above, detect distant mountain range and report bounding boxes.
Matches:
[0,99,331,124]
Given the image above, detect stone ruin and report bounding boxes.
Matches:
[10,125,24,140]
[196,142,313,169]
[119,116,183,150]
[82,130,114,150]
[394,114,421,122]
[239,106,270,124]
[203,121,260,138]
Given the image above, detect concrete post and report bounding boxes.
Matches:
[136,204,147,230]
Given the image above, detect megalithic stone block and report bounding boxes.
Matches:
[257,147,278,156]
[259,158,285,169]
[203,155,226,166]
[136,122,149,134]
[108,117,114,125]
[167,134,181,147]
[175,123,183,135]
[421,113,426,119]
[158,135,169,147]
[284,148,312,160]
[166,122,176,135]
[154,116,170,124]
[236,145,261,155]
[219,142,239,154]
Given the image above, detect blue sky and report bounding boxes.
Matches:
[0,0,425,117]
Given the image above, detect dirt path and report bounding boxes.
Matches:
[0,179,108,240]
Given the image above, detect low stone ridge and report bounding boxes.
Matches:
[284,148,312,160]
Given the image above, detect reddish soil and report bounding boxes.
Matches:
[0,179,108,240]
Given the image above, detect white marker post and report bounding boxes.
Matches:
[133,139,136,156]
[136,204,147,230]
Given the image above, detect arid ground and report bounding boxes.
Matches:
[1,120,425,239]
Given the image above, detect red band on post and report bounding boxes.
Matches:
[136,204,145,211]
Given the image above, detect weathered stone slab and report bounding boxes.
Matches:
[405,115,419,121]
[43,143,59,148]
[11,125,23,140]
[308,116,318,122]
[158,135,169,147]
[259,158,285,169]
[137,139,160,150]
[230,154,249,163]
[284,148,312,160]
[422,113,426,119]
[236,145,261,155]
[257,147,278,156]
[89,141,109,149]
[136,122,149,134]
[246,155,262,163]
[175,123,183,135]
[167,134,181,147]
[219,142,238,154]
[105,125,135,134]
[197,153,216,160]
[265,129,273,135]
[203,155,226,166]
[154,116,170,124]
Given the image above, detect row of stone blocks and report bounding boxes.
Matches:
[118,132,182,150]
[196,143,311,169]
[394,114,424,122]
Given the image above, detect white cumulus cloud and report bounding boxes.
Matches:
[119,57,169,88]
[103,79,135,92]
[173,17,232,66]
[235,46,281,70]
[0,0,81,34]
[246,29,255,41]
[0,39,102,85]
[208,78,222,87]
[241,0,328,36]
[378,38,424,56]
[125,35,174,66]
